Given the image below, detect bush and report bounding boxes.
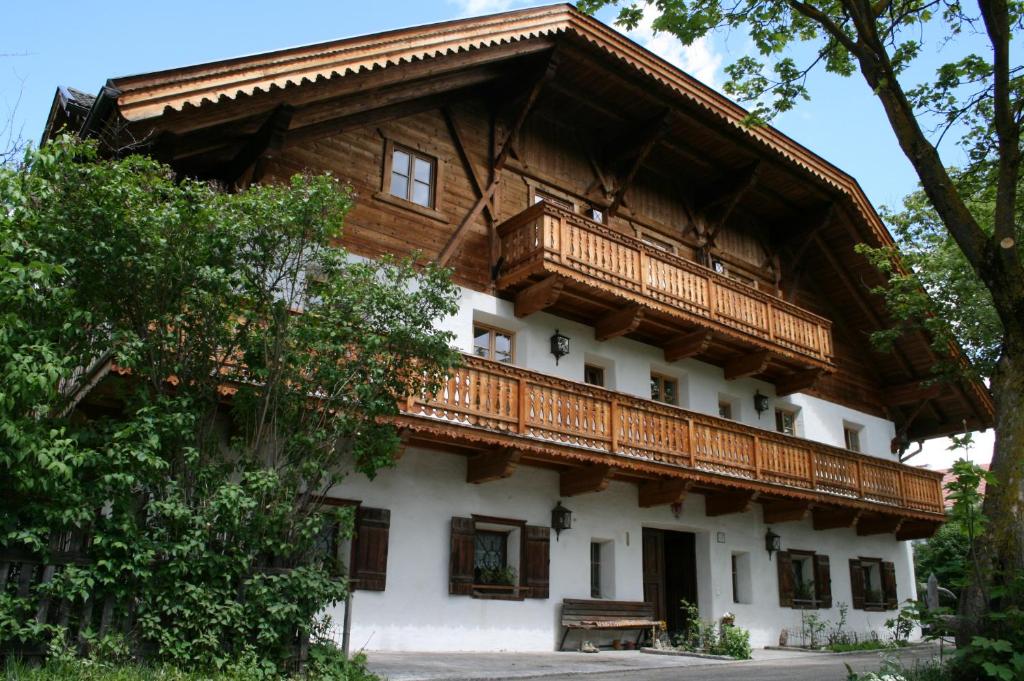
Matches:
[672,602,752,660]
[710,624,752,660]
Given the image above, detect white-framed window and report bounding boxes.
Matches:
[718,399,734,420]
[843,422,863,452]
[731,551,752,604]
[388,143,436,208]
[775,408,797,436]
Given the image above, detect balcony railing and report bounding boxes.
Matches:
[497,202,834,371]
[401,355,944,517]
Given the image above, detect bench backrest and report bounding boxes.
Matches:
[561,599,656,625]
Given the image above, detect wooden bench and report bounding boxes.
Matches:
[559,599,659,651]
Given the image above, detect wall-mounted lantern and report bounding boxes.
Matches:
[550,329,570,365]
[551,501,572,540]
[754,390,770,419]
[765,528,781,560]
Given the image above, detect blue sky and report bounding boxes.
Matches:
[0,0,998,466]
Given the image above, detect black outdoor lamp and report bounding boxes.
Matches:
[550,329,570,365]
[754,390,770,418]
[551,501,572,540]
[765,528,781,560]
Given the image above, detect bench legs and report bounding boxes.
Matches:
[560,627,571,652]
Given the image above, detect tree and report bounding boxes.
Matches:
[579,0,1021,651]
[0,136,460,672]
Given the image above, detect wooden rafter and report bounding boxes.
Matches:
[595,305,644,342]
[724,350,771,380]
[856,515,903,536]
[762,499,813,524]
[223,104,295,187]
[466,448,521,484]
[560,464,613,496]
[896,520,939,541]
[705,490,757,517]
[882,380,944,407]
[699,161,761,242]
[443,105,496,223]
[607,110,670,214]
[514,275,564,317]
[776,369,825,397]
[638,479,691,508]
[662,330,713,363]
[812,508,860,530]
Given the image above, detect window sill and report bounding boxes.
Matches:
[472,584,525,601]
[373,191,449,224]
[790,600,822,610]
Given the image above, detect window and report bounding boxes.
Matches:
[584,364,605,387]
[651,373,678,405]
[850,557,896,610]
[450,516,550,600]
[731,552,752,604]
[844,424,862,452]
[711,258,727,274]
[474,529,510,580]
[718,400,733,420]
[313,502,390,591]
[587,207,605,223]
[590,542,602,598]
[775,408,797,436]
[777,550,831,610]
[640,232,677,254]
[388,145,436,208]
[533,188,573,211]
[473,325,514,364]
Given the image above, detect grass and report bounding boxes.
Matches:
[828,639,908,653]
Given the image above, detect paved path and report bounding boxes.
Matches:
[368,644,945,681]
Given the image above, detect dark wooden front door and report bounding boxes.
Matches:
[642,528,698,635]
[642,528,666,621]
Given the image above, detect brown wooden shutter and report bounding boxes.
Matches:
[881,561,898,610]
[849,559,865,609]
[777,551,794,607]
[813,554,832,609]
[449,517,475,596]
[351,507,390,591]
[523,525,550,599]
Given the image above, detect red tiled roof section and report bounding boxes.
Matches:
[939,463,989,509]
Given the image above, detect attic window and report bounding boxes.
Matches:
[389,144,436,208]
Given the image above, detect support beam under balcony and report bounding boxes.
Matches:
[856,515,903,536]
[724,351,771,380]
[662,330,713,363]
[560,464,613,497]
[466,448,521,484]
[776,369,825,397]
[812,508,861,530]
[595,305,644,342]
[882,380,944,407]
[762,499,812,524]
[705,490,758,517]
[896,520,940,541]
[638,479,691,508]
[514,275,564,317]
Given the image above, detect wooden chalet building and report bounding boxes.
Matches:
[45,4,993,651]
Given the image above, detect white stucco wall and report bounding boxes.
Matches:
[328,447,917,652]
[440,285,899,461]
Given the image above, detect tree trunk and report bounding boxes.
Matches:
[958,335,1024,645]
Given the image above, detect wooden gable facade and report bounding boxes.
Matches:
[46,3,995,535]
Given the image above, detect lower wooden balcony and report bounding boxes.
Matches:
[496,202,835,388]
[396,356,945,538]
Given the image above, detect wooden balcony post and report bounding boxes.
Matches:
[898,469,907,507]
[558,216,569,264]
[752,436,762,478]
[766,302,776,340]
[807,449,817,490]
[856,459,864,499]
[706,277,718,320]
[609,398,619,454]
[687,418,697,467]
[639,250,648,296]
[517,377,528,434]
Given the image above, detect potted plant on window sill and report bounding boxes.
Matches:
[475,566,518,595]
[794,580,816,606]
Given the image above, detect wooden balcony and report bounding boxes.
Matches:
[496,202,835,387]
[397,356,945,535]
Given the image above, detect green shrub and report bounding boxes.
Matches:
[710,624,752,660]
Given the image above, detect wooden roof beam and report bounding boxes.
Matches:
[724,350,771,380]
[705,490,758,517]
[776,369,826,397]
[662,330,712,363]
[699,161,761,241]
[595,304,644,342]
[857,515,903,536]
[560,464,613,496]
[223,104,295,187]
[896,520,940,541]
[443,105,496,223]
[762,499,813,524]
[882,380,945,407]
[514,275,564,317]
[638,479,691,508]
[466,448,521,484]
[812,508,860,530]
[608,110,670,215]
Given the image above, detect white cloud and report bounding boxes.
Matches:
[914,429,993,471]
[447,0,540,18]
[619,11,723,89]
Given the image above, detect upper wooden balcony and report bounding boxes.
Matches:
[496,202,835,388]
[397,355,945,536]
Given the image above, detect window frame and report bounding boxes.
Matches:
[584,364,606,387]
[531,186,575,212]
[590,542,602,598]
[650,372,679,406]
[718,400,734,420]
[844,424,862,452]
[789,550,817,607]
[775,408,797,436]
[859,558,885,609]
[470,514,526,600]
[473,323,515,364]
[375,138,448,222]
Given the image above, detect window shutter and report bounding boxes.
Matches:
[523,525,550,599]
[351,507,390,592]
[813,554,832,609]
[881,561,898,610]
[777,551,794,607]
[449,517,475,596]
[849,559,865,609]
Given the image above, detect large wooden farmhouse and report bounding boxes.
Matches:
[45,4,993,651]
